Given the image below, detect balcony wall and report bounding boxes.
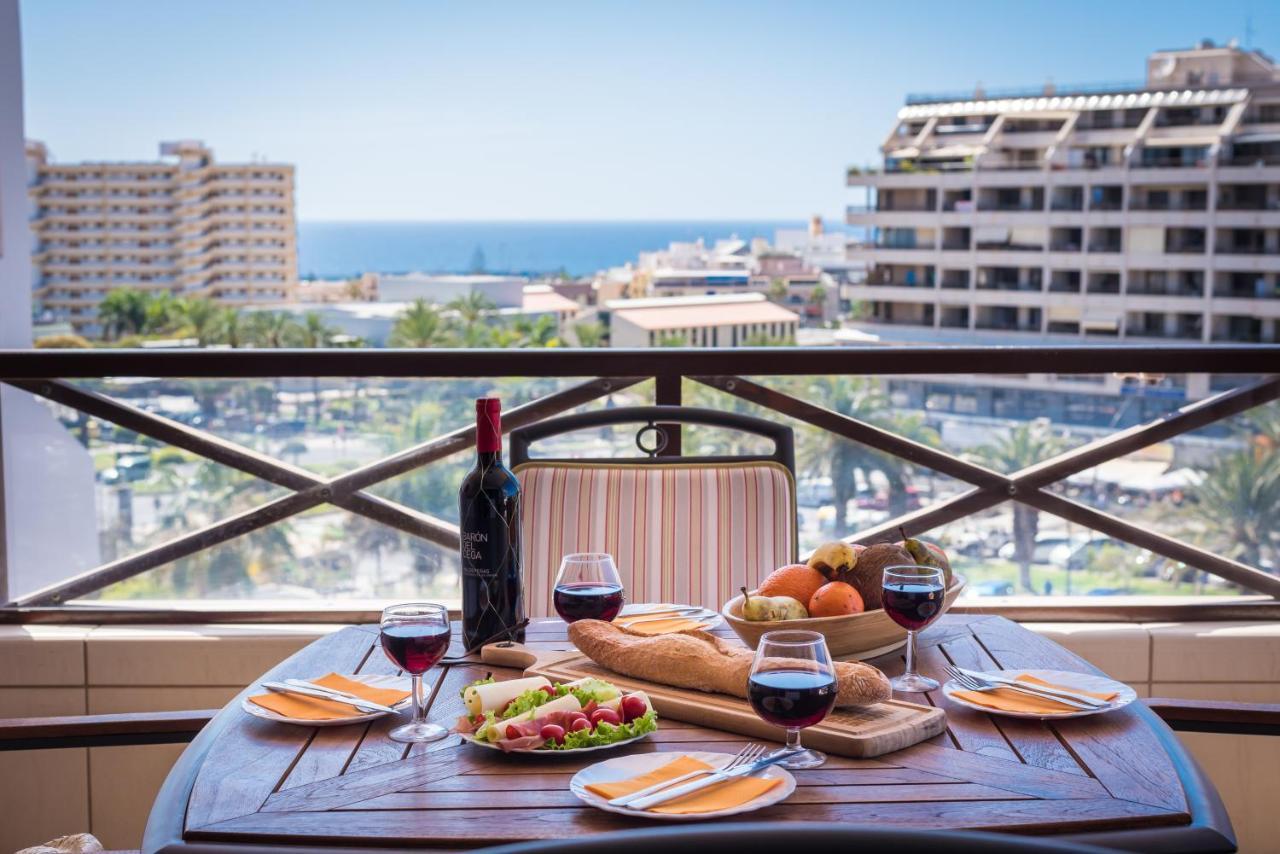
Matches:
[2,621,1279,852]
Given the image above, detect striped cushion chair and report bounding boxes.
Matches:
[510,406,797,617]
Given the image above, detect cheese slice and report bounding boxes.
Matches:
[476,693,583,741]
[463,676,553,716]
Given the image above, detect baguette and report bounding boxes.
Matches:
[567,620,891,707]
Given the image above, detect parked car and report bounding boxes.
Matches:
[997,536,1074,566]
[972,579,1016,596]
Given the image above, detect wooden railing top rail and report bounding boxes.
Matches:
[0,344,1277,378]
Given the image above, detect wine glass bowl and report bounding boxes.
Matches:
[882,565,946,693]
[380,602,450,743]
[553,553,625,623]
[747,629,836,769]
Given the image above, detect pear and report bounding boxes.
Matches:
[898,527,953,587]
[807,540,859,581]
[739,587,810,621]
[740,586,774,622]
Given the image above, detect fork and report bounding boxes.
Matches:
[607,742,766,807]
[943,666,1102,711]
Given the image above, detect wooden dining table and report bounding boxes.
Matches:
[143,615,1235,853]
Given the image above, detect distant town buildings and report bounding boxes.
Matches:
[26,140,298,335]
[604,293,799,348]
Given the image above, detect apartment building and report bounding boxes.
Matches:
[27,140,297,335]
[847,41,1280,350]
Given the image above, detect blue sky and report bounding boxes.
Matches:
[18,0,1280,221]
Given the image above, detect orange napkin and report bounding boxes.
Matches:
[952,673,1118,715]
[585,754,781,815]
[613,610,710,636]
[248,673,410,721]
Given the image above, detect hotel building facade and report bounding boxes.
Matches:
[845,42,1280,421]
[26,140,297,335]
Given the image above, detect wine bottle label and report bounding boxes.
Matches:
[461,531,494,577]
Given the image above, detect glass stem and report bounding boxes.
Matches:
[411,673,425,724]
[785,727,802,752]
[904,629,918,678]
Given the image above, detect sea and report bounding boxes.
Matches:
[297,220,838,279]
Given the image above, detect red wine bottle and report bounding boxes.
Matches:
[459,397,525,650]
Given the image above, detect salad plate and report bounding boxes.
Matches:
[571,751,795,821]
[454,674,658,753]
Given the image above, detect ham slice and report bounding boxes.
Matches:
[494,709,582,752]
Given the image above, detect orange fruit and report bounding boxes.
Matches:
[757,564,827,606]
[808,581,864,617]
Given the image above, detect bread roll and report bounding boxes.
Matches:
[567,620,890,707]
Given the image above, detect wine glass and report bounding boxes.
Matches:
[380,602,451,743]
[747,630,837,769]
[882,565,947,692]
[553,553,625,623]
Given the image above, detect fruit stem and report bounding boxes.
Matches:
[899,525,909,540]
[740,586,751,608]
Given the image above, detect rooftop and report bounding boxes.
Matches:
[611,297,799,330]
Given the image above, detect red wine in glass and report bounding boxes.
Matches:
[553,582,625,623]
[748,669,838,729]
[882,580,945,631]
[380,623,451,674]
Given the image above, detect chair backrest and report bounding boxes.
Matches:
[510,406,797,616]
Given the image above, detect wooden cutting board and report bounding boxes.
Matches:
[480,642,946,758]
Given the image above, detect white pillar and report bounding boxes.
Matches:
[0,0,100,603]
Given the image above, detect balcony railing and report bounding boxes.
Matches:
[0,347,1278,626]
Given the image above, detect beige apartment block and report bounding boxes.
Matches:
[847,41,1280,349]
[27,140,298,336]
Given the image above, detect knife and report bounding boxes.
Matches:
[284,678,406,712]
[957,668,1109,708]
[261,681,397,714]
[625,751,790,811]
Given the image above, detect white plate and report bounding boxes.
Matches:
[571,750,795,821]
[615,603,722,631]
[241,674,413,727]
[941,668,1137,720]
[460,729,652,754]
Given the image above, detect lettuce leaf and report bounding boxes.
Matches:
[554,709,658,750]
[553,678,619,707]
[500,688,553,720]
[459,676,495,700]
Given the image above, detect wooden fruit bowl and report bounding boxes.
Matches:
[721,574,966,660]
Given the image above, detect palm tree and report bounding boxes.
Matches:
[297,312,339,423]
[1186,445,1280,575]
[573,322,604,347]
[179,298,220,346]
[969,422,1068,593]
[98,288,150,340]
[215,306,245,348]
[390,299,456,348]
[767,278,788,304]
[144,292,184,335]
[246,311,302,348]
[447,292,497,340]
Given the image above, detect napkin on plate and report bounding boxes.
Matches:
[612,610,711,636]
[584,754,781,815]
[952,673,1118,715]
[248,672,410,721]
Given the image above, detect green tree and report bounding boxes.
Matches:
[144,292,184,335]
[510,314,561,347]
[98,288,151,340]
[573,321,604,347]
[390,299,456,348]
[297,312,340,423]
[808,282,828,321]
[215,307,245,348]
[447,292,497,347]
[969,422,1068,593]
[179,298,220,346]
[767,277,788,303]
[1186,447,1280,575]
[246,311,302,348]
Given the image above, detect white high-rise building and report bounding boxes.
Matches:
[27,140,297,336]
[846,41,1280,347]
